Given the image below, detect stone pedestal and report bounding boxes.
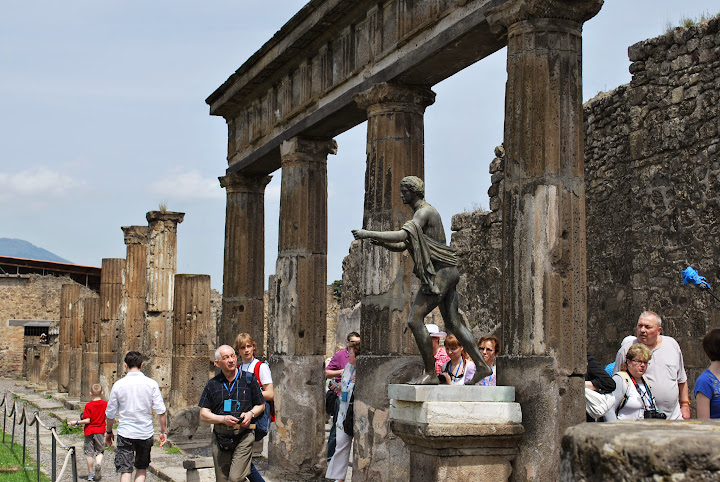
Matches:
[99,258,124,397]
[219,173,271,353]
[144,210,185,397]
[561,420,720,480]
[389,385,523,482]
[352,82,435,482]
[485,1,603,479]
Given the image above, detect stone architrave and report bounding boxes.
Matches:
[143,211,185,397]
[121,226,149,360]
[218,173,272,351]
[351,82,435,482]
[99,258,124,397]
[58,284,81,393]
[267,136,336,480]
[169,274,214,438]
[486,1,603,480]
[81,297,100,402]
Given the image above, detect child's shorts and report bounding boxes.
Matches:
[84,433,105,457]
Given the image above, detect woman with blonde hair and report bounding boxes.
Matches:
[605,343,664,420]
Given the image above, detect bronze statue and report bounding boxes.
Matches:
[353,176,492,385]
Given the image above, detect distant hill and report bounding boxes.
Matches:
[0,238,72,264]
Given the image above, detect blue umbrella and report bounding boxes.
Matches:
[682,266,720,303]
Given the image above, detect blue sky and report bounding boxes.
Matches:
[1,1,717,290]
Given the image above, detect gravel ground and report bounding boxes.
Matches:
[0,378,160,482]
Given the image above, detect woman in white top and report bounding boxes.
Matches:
[439,335,473,385]
[326,340,359,482]
[234,333,273,482]
[605,344,658,421]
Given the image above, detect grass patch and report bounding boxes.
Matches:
[165,446,181,454]
[0,432,50,481]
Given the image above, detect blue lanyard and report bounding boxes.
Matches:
[223,370,239,395]
[240,358,255,373]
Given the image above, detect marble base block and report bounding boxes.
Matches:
[389,385,524,482]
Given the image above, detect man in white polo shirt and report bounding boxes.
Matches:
[105,352,167,482]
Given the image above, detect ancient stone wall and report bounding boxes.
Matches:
[451,146,505,341]
[584,18,720,385]
[0,274,94,377]
[451,19,720,406]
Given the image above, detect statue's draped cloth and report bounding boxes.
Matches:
[401,220,458,295]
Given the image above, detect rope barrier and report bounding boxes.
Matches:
[1,392,78,481]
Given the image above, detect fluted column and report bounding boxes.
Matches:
[68,290,85,399]
[218,173,272,351]
[81,297,100,402]
[351,82,435,482]
[99,258,124,396]
[144,210,185,397]
[267,136,336,481]
[486,1,603,480]
[170,275,214,420]
[121,226,149,362]
[58,284,81,393]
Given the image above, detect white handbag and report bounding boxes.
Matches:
[585,387,614,420]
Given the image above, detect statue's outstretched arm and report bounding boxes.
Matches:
[352,228,407,243]
[372,240,406,252]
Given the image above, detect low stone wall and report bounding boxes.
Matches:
[561,420,720,481]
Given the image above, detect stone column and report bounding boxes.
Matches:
[58,284,81,393]
[267,136,336,481]
[218,173,272,352]
[99,258,124,397]
[170,274,214,436]
[81,297,100,402]
[121,226,149,361]
[351,82,435,482]
[486,1,603,480]
[68,296,85,399]
[144,211,185,397]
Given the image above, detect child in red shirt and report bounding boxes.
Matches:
[71,384,108,481]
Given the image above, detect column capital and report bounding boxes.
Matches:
[354,83,435,115]
[146,211,185,225]
[280,136,337,168]
[219,172,272,194]
[486,0,603,33]
[121,226,149,245]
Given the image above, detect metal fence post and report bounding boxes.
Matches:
[35,414,40,482]
[22,409,27,467]
[2,402,6,443]
[70,446,78,482]
[11,403,16,452]
[51,427,57,482]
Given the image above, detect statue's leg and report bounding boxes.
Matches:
[435,268,492,384]
[407,291,440,385]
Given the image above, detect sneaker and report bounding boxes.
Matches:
[94,464,102,481]
[88,475,94,481]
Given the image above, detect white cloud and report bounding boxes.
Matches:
[0,167,83,201]
[148,170,224,201]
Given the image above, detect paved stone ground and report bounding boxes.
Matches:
[0,378,350,481]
